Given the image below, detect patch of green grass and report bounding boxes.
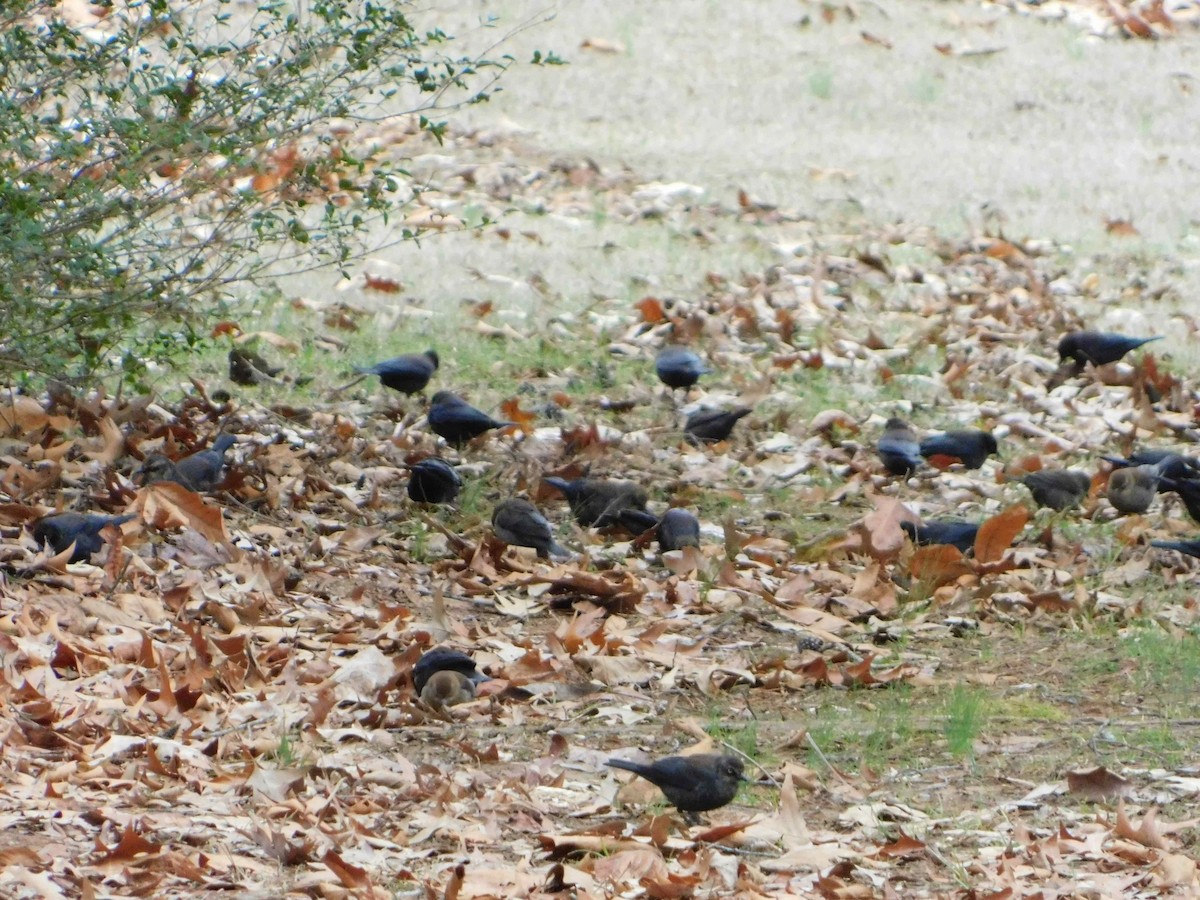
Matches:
[943,684,989,759]
[1000,695,1068,723]
[1122,628,1200,703]
[808,66,833,100]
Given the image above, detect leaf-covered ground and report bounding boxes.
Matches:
[5,13,1200,900]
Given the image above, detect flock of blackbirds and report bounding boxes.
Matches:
[25,326,1196,819]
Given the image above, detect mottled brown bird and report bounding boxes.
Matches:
[607,753,745,821]
[1106,465,1159,515]
[1017,470,1091,511]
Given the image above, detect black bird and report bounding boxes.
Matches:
[1058,331,1161,371]
[607,753,746,820]
[1158,477,1200,524]
[1150,538,1200,560]
[1102,451,1200,486]
[658,508,701,551]
[919,430,998,470]
[655,346,710,390]
[685,407,751,445]
[419,670,477,709]
[1106,465,1160,515]
[30,512,136,563]
[1016,470,1091,511]
[492,498,569,559]
[899,520,979,555]
[412,647,488,697]
[877,417,922,477]
[357,349,439,395]
[543,477,659,533]
[140,434,237,492]
[427,391,513,446]
[407,457,462,504]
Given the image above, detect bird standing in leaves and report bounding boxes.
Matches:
[413,647,488,709]
[899,520,979,555]
[685,407,751,445]
[1106,465,1160,515]
[1058,331,1161,372]
[427,391,513,446]
[492,498,569,560]
[31,513,136,563]
[140,434,237,492]
[655,346,710,391]
[407,458,462,504]
[919,430,998,470]
[607,753,746,822]
[357,349,439,395]
[658,508,701,551]
[543,477,659,533]
[1016,470,1091,511]
[877,417,922,477]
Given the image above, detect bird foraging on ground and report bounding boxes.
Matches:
[899,520,979,555]
[658,508,701,551]
[877,417,922,476]
[542,477,658,533]
[1106,465,1160,515]
[919,430,998,470]
[685,407,751,445]
[427,391,513,446]
[356,349,439,395]
[492,498,569,560]
[139,434,237,492]
[1102,450,1200,486]
[655,346,710,391]
[419,670,477,709]
[607,753,746,821]
[413,647,487,709]
[1058,331,1161,372]
[30,512,136,563]
[1016,470,1091,511]
[407,457,462,504]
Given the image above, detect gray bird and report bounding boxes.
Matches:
[30,512,136,563]
[492,498,569,560]
[1106,465,1159,515]
[543,477,658,533]
[140,434,237,492]
[1016,470,1091,511]
[877,417,922,477]
[658,508,701,551]
[607,753,746,822]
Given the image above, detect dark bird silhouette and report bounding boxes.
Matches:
[1150,538,1200,560]
[412,647,488,696]
[1158,477,1200,524]
[1058,331,1161,371]
[140,434,237,492]
[30,512,136,563]
[1103,450,1200,486]
[543,477,658,533]
[685,407,751,445]
[1016,470,1091,511]
[655,346,710,390]
[919,430,998,470]
[899,520,979,555]
[658,508,701,551]
[357,349,439,395]
[877,417,922,476]
[607,753,745,820]
[419,670,477,708]
[492,498,569,559]
[427,391,513,446]
[407,457,462,504]
[1106,465,1160,514]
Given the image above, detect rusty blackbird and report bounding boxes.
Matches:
[31,512,136,563]
[428,391,513,446]
[357,349,439,395]
[607,752,745,820]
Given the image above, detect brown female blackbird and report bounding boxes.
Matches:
[419,670,477,709]
[427,391,513,446]
[31,512,136,563]
[607,753,745,820]
[655,346,711,390]
[685,407,751,445]
[412,647,488,696]
[1058,331,1161,371]
[356,349,439,395]
[1016,470,1091,511]
[492,498,569,559]
[1106,465,1159,515]
[1102,450,1200,487]
[919,430,998,470]
[877,417,922,476]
